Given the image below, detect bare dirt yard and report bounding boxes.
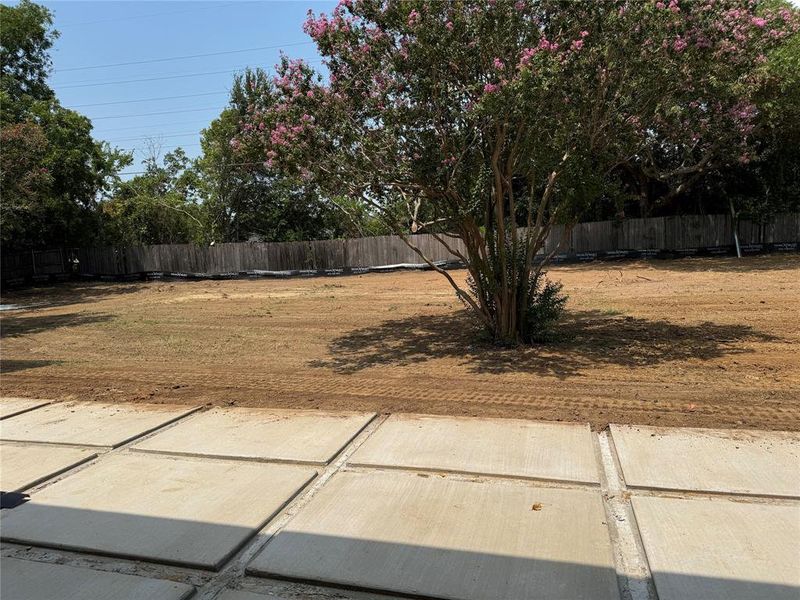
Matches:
[1,254,798,431]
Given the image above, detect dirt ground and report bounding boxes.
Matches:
[1,254,798,431]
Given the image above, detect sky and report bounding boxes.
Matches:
[33,1,338,176]
[16,0,800,178]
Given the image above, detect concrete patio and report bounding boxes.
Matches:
[1,399,798,600]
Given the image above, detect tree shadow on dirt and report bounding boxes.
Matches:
[0,312,114,338]
[1,282,143,311]
[311,309,780,378]
[0,358,63,373]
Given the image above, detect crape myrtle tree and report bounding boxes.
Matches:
[239,0,798,345]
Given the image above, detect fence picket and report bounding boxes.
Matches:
[3,213,797,282]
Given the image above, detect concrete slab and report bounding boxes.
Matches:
[0,557,194,600]
[0,442,96,491]
[0,398,50,420]
[133,407,374,464]
[632,496,800,600]
[350,414,599,483]
[0,452,315,569]
[0,401,199,448]
[216,592,288,600]
[249,470,618,600]
[611,424,800,497]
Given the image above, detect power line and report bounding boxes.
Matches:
[94,118,221,134]
[58,4,226,28]
[69,90,227,108]
[55,57,326,89]
[92,106,223,120]
[57,67,251,89]
[119,160,264,177]
[132,142,203,152]
[56,41,314,73]
[108,131,201,143]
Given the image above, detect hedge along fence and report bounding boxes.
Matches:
[2,213,798,283]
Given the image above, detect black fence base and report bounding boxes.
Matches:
[2,243,797,289]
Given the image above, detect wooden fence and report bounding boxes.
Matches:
[2,213,798,283]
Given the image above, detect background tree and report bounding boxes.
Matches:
[1,0,130,251]
[243,0,799,345]
[0,122,52,247]
[0,0,56,120]
[198,68,387,242]
[613,1,800,218]
[101,147,204,246]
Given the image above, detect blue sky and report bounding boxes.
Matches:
[35,1,337,175]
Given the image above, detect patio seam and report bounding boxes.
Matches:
[594,430,658,600]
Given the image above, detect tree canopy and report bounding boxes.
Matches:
[1,0,131,250]
[239,0,799,343]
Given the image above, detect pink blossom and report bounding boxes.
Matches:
[493,57,505,70]
[303,11,330,39]
[519,47,538,67]
[673,37,688,52]
[483,83,499,94]
[445,21,453,31]
[656,2,665,9]
[668,0,680,13]
[580,30,589,38]
[514,0,525,10]
[571,39,584,51]
[306,90,314,98]
[694,35,711,49]
[408,9,420,27]
[751,17,767,28]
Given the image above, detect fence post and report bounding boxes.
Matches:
[728,198,742,258]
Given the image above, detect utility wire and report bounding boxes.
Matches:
[94,118,223,133]
[69,91,227,108]
[58,4,226,27]
[132,142,203,152]
[57,67,252,89]
[119,160,264,177]
[55,57,325,89]
[92,106,223,120]
[108,131,201,143]
[56,41,314,73]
